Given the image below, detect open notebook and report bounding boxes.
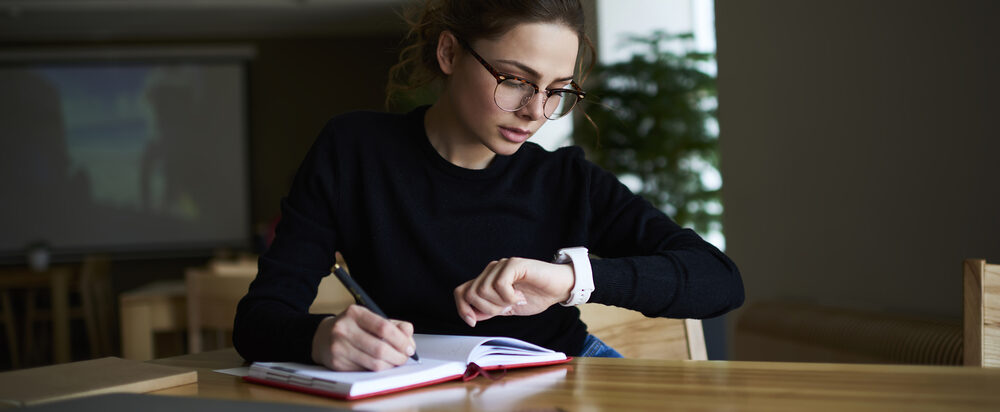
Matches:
[244,334,570,400]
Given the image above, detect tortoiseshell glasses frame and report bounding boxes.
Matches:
[458,38,585,120]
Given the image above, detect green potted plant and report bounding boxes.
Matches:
[574,31,721,236]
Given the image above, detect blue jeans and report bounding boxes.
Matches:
[579,334,624,358]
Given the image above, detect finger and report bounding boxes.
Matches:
[328,342,368,371]
[467,260,512,314]
[349,323,410,368]
[390,319,417,354]
[479,258,529,308]
[350,307,413,364]
[391,319,415,335]
[475,274,513,308]
[470,260,508,306]
[464,284,508,319]
[454,283,485,327]
[337,336,397,371]
[324,313,388,371]
[347,305,410,344]
[489,259,525,306]
[513,290,528,306]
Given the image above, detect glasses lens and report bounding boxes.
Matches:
[544,91,579,120]
[494,79,535,111]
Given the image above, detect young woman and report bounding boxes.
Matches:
[234,0,743,372]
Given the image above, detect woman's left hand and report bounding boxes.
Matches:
[453,257,575,327]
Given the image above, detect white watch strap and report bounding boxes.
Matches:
[554,247,594,306]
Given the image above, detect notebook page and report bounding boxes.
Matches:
[471,337,565,367]
[413,334,565,366]
[413,334,497,364]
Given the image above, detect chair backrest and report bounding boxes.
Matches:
[185,255,354,354]
[964,258,1000,367]
[578,304,707,360]
[78,254,113,358]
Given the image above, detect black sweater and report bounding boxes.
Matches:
[233,106,744,361]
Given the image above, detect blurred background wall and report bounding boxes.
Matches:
[716,0,1000,358]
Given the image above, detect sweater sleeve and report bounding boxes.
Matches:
[232,120,342,363]
[580,156,744,319]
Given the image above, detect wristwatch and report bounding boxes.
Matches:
[554,247,594,306]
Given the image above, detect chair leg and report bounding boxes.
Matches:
[23,289,37,366]
[92,286,112,357]
[1,290,18,369]
[79,274,100,359]
[79,255,113,358]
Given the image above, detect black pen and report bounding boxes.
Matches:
[331,263,420,363]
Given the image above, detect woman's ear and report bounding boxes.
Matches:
[436,30,460,75]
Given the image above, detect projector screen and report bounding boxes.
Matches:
[0,60,249,260]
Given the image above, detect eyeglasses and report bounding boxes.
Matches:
[458,38,585,120]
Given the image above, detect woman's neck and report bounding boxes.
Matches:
[424,98,496,170]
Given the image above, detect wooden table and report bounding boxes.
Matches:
[0,266,73,364]
[148,348,1000,411]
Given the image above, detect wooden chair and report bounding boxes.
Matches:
[578,304,707,360]
[185,265,253,354]
[964,259,1000,367]
[185,254,355,354]
[119,280,187,361]
[23,255,112,364]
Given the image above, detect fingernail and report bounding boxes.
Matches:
[516,300,528,306]
[465,315,476,327]
[406,346,415,356]
[501,306,513,315]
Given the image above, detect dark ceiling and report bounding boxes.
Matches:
[0,0,411,42]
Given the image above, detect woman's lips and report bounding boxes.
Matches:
[498,126,531,144]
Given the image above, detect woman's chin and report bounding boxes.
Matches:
[488,140,526,156]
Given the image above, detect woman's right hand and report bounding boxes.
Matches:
[310,304,416,371]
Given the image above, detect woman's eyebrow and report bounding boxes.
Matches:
[496,59,575,83]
